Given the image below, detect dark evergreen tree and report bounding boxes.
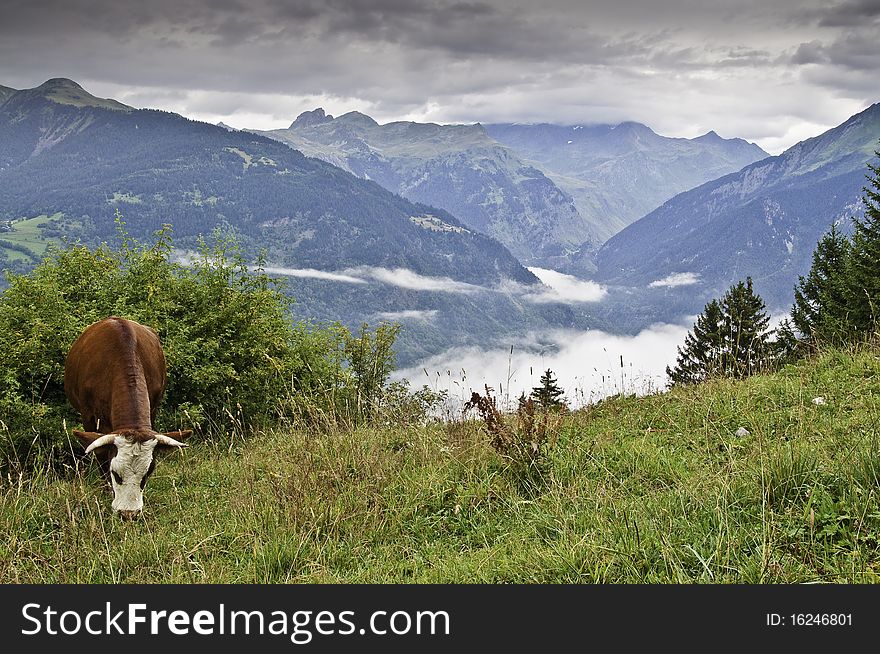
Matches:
[666,298,724,386]
[721,276,771,378]
[530,368,566,409]
[846,149,880,335]
[791,224,852,345]
[667,277,772,386]
[772,318,806,365]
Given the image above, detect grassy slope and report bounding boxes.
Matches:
[3,346,880,583]
[0,214,59,260]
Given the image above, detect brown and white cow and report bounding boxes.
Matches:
[64,316,191,520]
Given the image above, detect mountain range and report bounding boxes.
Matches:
[0,79,571,364]
[254,109,595,272]
[0,79,533,287]
[485,122,768,242]
[596,102,880,314]
[255,110,767,273]
[1,77,877,363]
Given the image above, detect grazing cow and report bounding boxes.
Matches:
[64,316,191,520]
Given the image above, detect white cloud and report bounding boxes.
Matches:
[374,309,439,321]
[394,322,690,410]
[260,266,367,284]
[347,266,484,293]
[257,264,487,293]
[1,1,873,154]
[524,267,607,303]
[648,272,701,288]
[261,264,611,307]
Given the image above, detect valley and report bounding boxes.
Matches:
[1,78,878,387]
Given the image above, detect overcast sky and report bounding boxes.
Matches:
[1,0,878,153]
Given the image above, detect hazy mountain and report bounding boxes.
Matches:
[485,122,768,242]
[0,80,585,365]
[3,78,131,113]
[0,85,16,105]
[0,79,536,286]
[254,109,598,272]
[595,102,880,313]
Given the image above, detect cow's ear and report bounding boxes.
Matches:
[73,430,110,453]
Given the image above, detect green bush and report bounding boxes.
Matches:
[342,322,400,422]
[0,220,366,468]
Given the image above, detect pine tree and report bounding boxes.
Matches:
[791,224,852,345]
[846,148,880,335]
[772,317,805,364]
[666,298,724,386]
[667,278,772,386]
[530,368,566,409]
[721,277,771,378]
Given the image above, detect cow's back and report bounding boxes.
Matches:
[64,317,167,432]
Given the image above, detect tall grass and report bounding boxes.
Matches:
[2,345,880,583]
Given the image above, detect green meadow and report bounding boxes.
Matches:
[3,345,879,583]
[0,214,60,261]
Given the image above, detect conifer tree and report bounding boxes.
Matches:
[772,318,804,364]
[530,368,566,409]
[667,277,772,386]
[666,298,724,386]
[721,277,771,377]
[846,149,880,335]
[791,224,852,345]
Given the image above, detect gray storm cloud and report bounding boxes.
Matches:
[0,0,876,153]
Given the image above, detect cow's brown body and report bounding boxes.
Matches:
[64,317,189,519]
[65,316,167,435]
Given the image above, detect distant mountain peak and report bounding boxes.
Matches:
[485,120,769,243]
[336,110,379,128]
[28,77,131,111]
[614,121,655,134]
[596,100,880,316]
[695,130,721,141]
[37,78,86,92]
[290,107,333,129]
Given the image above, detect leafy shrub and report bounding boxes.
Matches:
[341,322,400,422]
[0,219,359,468]
[379,380,449,425]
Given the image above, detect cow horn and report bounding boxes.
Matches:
[154,434,188,448]
[84,434,117,453]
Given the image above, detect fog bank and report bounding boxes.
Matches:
[394,322,690,411]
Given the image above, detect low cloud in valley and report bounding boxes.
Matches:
[525,268,607,303]
[260,266,367,284]
[648,272,701,288]
[374,309,439,322]
[394,322,691,410]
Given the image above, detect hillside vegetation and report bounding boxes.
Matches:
[258,110,593,271]
[3,345,879,583]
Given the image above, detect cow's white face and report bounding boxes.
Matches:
[109,437,158,518]
[76,429,190,520]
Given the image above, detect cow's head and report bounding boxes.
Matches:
[74,429,192,520]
